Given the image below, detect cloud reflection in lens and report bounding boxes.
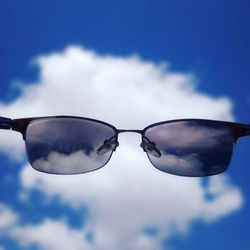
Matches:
[25,117,116,174]
[144,120,235,176]
[32,150,110,174]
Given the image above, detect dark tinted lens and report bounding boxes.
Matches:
[25,118,117,174]
[144,120,235,177]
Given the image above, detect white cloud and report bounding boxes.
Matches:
[202,175,244,222]
[0,204,18,230]
[10,219,92,250]
[0,46,243,249]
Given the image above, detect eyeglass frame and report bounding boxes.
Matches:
[0,115,250,176]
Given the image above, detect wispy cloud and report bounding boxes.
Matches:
[0,46,243,249]
[10,219,92,250]
[0,204,18,229]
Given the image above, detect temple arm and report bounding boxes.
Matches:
[236,123,250,138]
[0,117,13,130]
[245,125,250,136]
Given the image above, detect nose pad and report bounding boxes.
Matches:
[140,137,161,158]
[96,136,119,155]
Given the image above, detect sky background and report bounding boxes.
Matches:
[0,1,250,250]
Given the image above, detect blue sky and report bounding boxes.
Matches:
[0,1,250,249]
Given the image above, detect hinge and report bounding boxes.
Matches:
[0,117,13,130]
[245,125,250,135]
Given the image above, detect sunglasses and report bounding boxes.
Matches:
[0,116,249,177]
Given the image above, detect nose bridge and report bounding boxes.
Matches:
[116,129,161,158]
[117,129,143,135]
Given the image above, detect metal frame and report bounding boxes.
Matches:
[0,115,250,176]
[1,116,248,139]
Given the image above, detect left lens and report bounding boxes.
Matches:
[143,120,235,177]
[25,117,117,174]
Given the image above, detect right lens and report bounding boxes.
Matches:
[143,120,235,177]
[25,117,117,174]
